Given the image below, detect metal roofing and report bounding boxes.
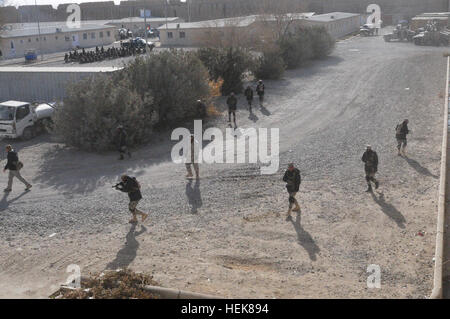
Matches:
[305,12,360,23]
[158,12,316,30]
[0,22,115,39]
[0,66,122,72]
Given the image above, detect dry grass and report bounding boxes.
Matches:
[50,269,160,299]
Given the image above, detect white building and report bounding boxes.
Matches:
[158,12,361,47]
[300,12,361,39]
[0,22,116,59]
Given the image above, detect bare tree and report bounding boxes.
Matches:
[254,0,309,45]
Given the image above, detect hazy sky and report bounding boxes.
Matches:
[5,0,122,9]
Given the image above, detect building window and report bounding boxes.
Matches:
[83,33,87,40]
[43,37,46,41]
[72,35,76,41]
[107,31,111,37]
[65,36,70,42]
[168,32,173,38]
[36,37,39,42]
[179,31,185,38]
[10,41,14,49]
[91,32,95,39]
[28,38,31,42]
[99,31,103,38]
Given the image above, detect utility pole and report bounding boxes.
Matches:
[34,0,43,61]
[187,0,191,22]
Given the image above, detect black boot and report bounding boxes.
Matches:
[366,184,373,192]
[374,180,379,189]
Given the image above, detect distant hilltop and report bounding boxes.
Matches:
[1,0,448,24]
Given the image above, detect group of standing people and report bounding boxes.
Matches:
[226,80,266,128]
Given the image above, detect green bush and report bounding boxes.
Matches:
[52,75,153,151]
[197,47,253,95]
[53,50,212,151]
[310,26,336,59]
[253,46,286,80]
[124,50,211,126]
[278,27,314,69]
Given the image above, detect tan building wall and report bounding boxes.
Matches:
[300,15,361,38]
[159,13,360,47]
[0,26,115,59]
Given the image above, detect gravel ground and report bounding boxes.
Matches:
[0,32,447,298]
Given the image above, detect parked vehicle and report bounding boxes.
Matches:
[24,49,37,63]
[360,24,375,36]
[0,100,55,140]
[384,24,416,42]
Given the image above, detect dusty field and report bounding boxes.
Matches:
[0,33,447,298]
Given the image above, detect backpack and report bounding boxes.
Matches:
[132,177,141,190]
[395,123,403,135]
[10,151,23,170]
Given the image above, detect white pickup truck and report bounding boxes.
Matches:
[0,100,55,140]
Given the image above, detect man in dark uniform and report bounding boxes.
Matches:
[283,163,301,218]
[115,175,148,224]
[256,80,265,107]
[226,92,238,127]
[395,119,410,156]
[361,145,379,192]
[3,144,32,192]
[196,99,206,118]
[116,125,132,160]
[244,85,254,113]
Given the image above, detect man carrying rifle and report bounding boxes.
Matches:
[114,175,148,224]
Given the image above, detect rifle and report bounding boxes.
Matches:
[112,182,123,189]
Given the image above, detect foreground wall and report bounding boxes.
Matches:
[0,67,119,102]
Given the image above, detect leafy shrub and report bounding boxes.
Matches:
[197,47,254,95]
[310,26,336,59]
[52,75,153,151]
[53,50,212,151]
[278,27,314,69]
[123,50,211,126]
[253,46,286,80]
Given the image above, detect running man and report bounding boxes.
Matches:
[3,145,32,192]
[244,85,254,113]
[185,135,200,179]
[256,80,265,107]
[115,175,148,223]
[361,145,379,192]
[395,119,410,156]
[226,92,238,128]
[283,163,301,218]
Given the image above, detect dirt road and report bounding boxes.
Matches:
[0,34,446,298]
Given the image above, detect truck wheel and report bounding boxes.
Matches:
[22,127,34,140]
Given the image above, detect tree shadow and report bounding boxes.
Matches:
[185,179,202,214]
[0,191,30,212]
[403,157,439,179]
[371,192,406,228]
[106,224,147,270]
[288,211,320,261]
[32,131,176,194]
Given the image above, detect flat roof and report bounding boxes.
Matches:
[158,13,316,30]
[111,17,181,23]
[0,22,115,39]
[0,100,29,107]
[0,66,122,73]
[306,12,360,23]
